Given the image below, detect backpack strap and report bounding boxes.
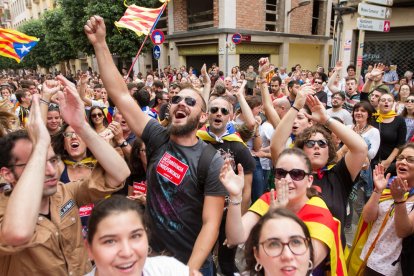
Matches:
[197,144,218,194]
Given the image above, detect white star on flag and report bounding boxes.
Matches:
[17,45,32,54]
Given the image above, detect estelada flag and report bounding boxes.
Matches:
[0,28,39,63]
[115,0,169,36]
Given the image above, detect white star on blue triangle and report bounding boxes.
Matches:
[13,41,38,60]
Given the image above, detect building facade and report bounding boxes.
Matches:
[138,0,334,75]
[336,0,414,78]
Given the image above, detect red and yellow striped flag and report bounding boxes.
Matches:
[115,1,169,36]
[0,28,39,63]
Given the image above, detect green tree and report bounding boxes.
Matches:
[43,9,77,63]
[18,19,54,69]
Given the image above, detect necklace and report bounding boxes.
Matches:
[353,124,369,135]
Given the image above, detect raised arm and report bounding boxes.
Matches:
[390,177,414,238]
[236,80,256,131]
[327,61,341,94]
[40,80,60,122]
[258,57,280,128]
[270,86,313,163]
[362,63,385,93]
[200,64,211,104]
[78,73,93,107]
[305,95,368,181]
[57,75,130,188]
[0,95,50,246]
[84,16,149,137]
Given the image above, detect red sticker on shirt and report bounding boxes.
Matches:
[79,204,94,217]
[133,181,147,194]
[156,152,189,186]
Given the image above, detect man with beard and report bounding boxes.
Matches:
[84,16,227,275]
[326,92,353,125]
[196,96,255,275]
[269,76,284,101]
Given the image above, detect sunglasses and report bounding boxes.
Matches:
[405,99,414,103]
[63,132,77,138]
[91,113,103,119]
[210,106,229,115]
[171,95,197,107]
[274,168,311,181]
[304,139,328,148]
[314,81,323,84]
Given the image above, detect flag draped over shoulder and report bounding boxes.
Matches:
[115,1,168,36]
[249,194,347,276]
[0,28,39,63]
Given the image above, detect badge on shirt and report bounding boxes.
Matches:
[79,204,94,217]
[133,181,147,194]
[156,152,189,186]
[60,199,75,218]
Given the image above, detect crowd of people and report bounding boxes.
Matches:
[0,15,414,276]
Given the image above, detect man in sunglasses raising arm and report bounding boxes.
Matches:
[84,16,227,274]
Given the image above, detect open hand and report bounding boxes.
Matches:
[304,94,328,124]
[390,177,408,202]
[372,164,390,193]
[219,159,244,198]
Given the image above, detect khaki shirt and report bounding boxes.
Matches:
[0,165,123,276]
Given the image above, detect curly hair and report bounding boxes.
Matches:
[244,208,314,276]
[52,123,92,161]
[294,125,337,165]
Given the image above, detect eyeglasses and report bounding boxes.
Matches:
[9,155,61,169]
[91,113,103,119]
[260,237,309,257]
[314,81,323,84]
[274,168,311,181]
[63,132,78,138]
[396,155,414,164]
[171,95,197,107]
[405,99,414,103]
[304,139,328,148]
[210,106,229,115]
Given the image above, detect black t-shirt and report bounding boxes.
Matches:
[315,90,328,105]
[372,116,407,163]
[205,140,256,175]
[312,158,354,229]
[142,120,227,263]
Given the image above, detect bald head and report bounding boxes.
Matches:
[273,97,290,118]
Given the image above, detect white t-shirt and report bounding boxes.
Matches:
[259,121,274,170]
[84,256,189,276]
[326,108,353,126]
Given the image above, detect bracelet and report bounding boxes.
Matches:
[291,106,300,112]
[394,200,406,205]
[324,116,333,128]
[40,98,50,105]
[225,196,242,206]
[373,189,382,194]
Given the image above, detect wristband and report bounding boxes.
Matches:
[291,106,300,112]
[225,196,242,206]
[373,189,382,194]
[40,98,50,105]
[394,200,406,205]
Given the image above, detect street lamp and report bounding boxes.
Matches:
[287,0,311,16]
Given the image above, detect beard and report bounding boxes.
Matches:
[168,113,201,136]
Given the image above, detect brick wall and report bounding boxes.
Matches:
[236,0,265,31]
[213,0,219,27]
[173,0,187,32]
[289,0,313,35]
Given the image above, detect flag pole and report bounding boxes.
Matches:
[125,2,168,81]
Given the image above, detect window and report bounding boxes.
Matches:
[265,0,278,31]
[187,0,214,31]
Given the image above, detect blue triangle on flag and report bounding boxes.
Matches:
[13,40,38,60]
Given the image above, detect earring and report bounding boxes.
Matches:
[255,262,263,271]
[308,260,313,270]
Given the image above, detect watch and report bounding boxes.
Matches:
[119,140,128,148]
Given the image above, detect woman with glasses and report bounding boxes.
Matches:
[394,84,412,115]
[401,93,414,142]
[371,93,407,175]
[271,93,367,234]
[88,106,113,142]
[244,208,314,276]
[348,143,414,276]
[221,148,346,275]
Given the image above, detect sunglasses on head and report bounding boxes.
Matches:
[275,168,311,181]
[210,106,229,115]
[91,113,103,119]
[171,95,197,107]
[304,139,328,148]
